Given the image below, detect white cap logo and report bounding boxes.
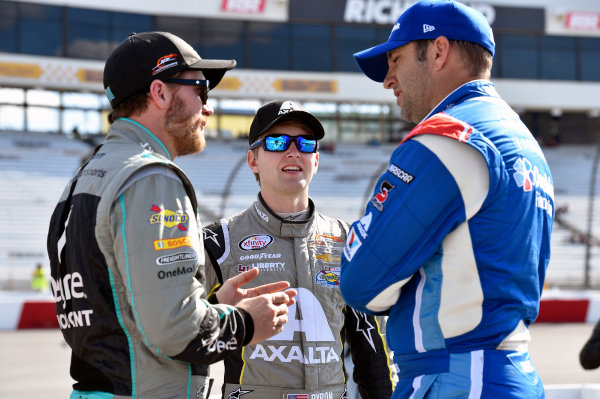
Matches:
[423,24,435,33]
[278,100,302,115]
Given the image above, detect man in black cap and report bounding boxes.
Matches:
[201,100,395,399]
[47,32,296,399]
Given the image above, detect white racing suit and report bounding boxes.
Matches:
[202,195,394,399]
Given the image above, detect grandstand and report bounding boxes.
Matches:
[1,130,599,290]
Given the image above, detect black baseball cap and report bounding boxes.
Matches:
[103,31,236,108]
[248,100,325,145]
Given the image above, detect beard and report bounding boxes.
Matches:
[164,93,206,157]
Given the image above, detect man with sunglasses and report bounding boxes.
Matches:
[340,1,554,398]
[47,32,296,399]
[201,100,394,399]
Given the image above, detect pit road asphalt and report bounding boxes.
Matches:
[1,323,599,398]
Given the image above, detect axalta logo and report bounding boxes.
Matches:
[153,236,193,251]
[343,0,496,26]
[250,343,340,364]
[152,53,178,75]
[239,234,273,251]
[250,288,339,363]
[254,204,269,223]
[148,205,188,231]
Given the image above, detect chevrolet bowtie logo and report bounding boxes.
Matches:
[316,253,341,263]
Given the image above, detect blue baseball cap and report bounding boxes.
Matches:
[354,0,495,82]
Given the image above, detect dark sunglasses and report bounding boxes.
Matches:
[164,78,209,104]
[250,134,319,153]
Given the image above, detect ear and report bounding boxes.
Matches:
[313,152,319,172]
[146,79,172,110]
[247,150,260,174]
[431,36,451,71]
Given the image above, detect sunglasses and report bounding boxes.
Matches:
[250,134,319,153]
[164,78,209,104]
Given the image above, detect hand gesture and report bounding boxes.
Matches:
[216,267,293,306]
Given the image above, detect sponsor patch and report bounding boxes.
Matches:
[157,265,194,279]
[238,262,285,272]
[388,163,414,184]
[239,253,282,261]
[152,53,178,75]
[371,180,395,212]
[254,204,269,223]
[156,251,197,266]
[315,253,341,263]
[315,267,340,288]
[356,212,372,238]
[153,236,193,251]
[239,234,273,251]
[148,205,188,231]
[314,234,344,245]
[287,395,309,399]
[343,228,362,261]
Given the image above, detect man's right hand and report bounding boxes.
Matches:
[236,289,296,344]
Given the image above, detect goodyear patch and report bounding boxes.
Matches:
[149,205,188,231]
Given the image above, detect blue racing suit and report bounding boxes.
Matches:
[340,80,554,398]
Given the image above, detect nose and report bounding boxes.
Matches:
[202,102,214,116]
[383,68,397,90]
[286,140,301,157]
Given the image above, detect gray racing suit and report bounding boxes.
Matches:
[203,195,394,399]
[47,118,254,399]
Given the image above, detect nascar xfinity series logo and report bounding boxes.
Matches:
[148,205,188,231]
[239,234,273,251]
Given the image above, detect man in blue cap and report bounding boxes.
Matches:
[340,1,554,398]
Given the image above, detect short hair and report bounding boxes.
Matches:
[413,39,492,79]
[108,90,149,124]
[107,71,185,124]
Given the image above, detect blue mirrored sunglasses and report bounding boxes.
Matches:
[163,78,209,104]
[250,134,319,153]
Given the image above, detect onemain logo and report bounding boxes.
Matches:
[343,0,496,25]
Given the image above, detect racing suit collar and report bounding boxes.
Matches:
[423,79,500,123]
[254,193,316,238]
[107,118,172,160]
